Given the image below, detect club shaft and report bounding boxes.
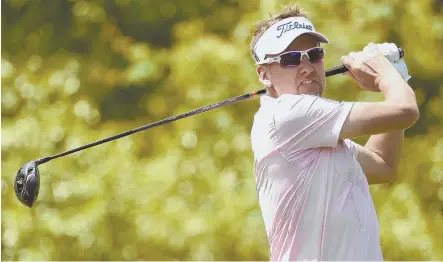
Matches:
[36,89,267,164]
[34,60,397,165]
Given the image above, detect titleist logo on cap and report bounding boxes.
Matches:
[276,21,313,38]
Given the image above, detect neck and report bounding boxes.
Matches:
[267,87,278,98]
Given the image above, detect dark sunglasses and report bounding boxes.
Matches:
[263,47,325,68]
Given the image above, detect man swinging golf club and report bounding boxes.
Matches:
[249,3,418,261]
[12,2,415,260]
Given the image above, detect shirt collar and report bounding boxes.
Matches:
[260,94,276,105]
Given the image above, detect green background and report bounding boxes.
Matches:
[2,0,442,260]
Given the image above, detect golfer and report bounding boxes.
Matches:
[249,3,418,261]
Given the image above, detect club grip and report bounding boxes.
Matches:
[325,65,348,77]
[325,47,404,77]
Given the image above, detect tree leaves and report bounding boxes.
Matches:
[2,0,442,260]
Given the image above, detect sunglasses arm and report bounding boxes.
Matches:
[255,57,281,66]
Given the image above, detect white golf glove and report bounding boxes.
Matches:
[391,59,411,82]
[363,42,411,82]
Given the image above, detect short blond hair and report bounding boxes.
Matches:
[250,3,309,61]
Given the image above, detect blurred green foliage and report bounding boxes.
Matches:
[2,0,443,260]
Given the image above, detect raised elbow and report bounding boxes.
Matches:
[385,166,398,183]
[399,104,420,128]
[367,165,398,185]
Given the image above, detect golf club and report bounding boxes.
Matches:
[14,48,404,208]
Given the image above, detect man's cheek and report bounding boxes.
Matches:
[314,64,325,76]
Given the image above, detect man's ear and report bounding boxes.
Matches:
[256,65,272,88]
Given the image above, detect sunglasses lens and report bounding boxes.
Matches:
[280,52,302,67]
[279,48,325,67]
[308,48,325,62]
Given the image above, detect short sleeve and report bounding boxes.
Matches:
[272,94,354,155]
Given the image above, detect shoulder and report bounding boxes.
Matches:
[254,94,345,124]
[275,94,343,111]
[275,94,343,119]
[259,94,340,107]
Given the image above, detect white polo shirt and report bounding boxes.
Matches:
[250,94,383,261]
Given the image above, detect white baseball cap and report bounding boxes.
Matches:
[252,17,330,65]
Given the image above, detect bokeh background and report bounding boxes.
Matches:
[2,0,443,260]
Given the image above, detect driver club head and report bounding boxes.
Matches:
[14,160,40,208]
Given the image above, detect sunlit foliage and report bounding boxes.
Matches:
[2,0,442,260]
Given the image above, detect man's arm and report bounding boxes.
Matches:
[338,46,419,140]
[349,131,404,184]
[364,131,404,183]
[340,75,413,184]
[337,47,418,184]
[338,74,418,139]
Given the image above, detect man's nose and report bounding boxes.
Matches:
[298,57,315,75]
